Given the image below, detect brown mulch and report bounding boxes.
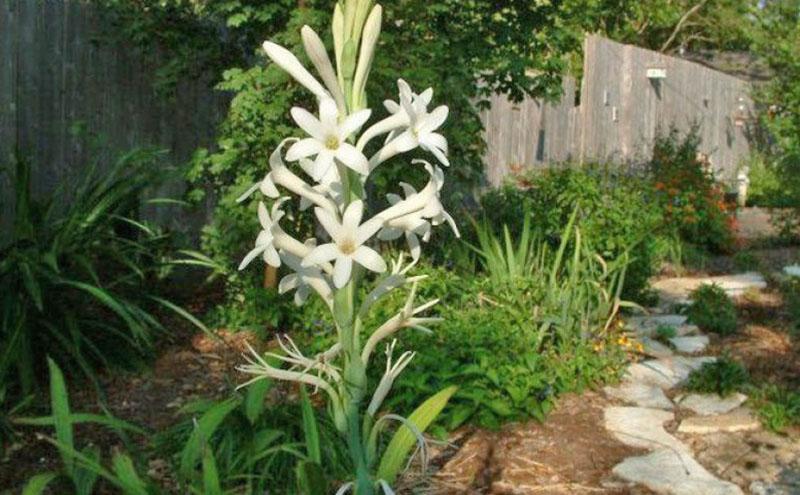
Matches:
[417,392,652,494]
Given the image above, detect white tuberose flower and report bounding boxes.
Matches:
[303,200,387,288]
[239,200,286,270]
[369,80,449,169]
[287,98,371,178]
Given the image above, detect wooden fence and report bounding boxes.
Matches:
[0,0,228,240]
[1,3,756,241]
[482,35,754,186]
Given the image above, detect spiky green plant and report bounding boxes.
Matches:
[0,151,198,396]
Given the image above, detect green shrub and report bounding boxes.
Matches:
[782,275,800,333]
[749,384,800,432]
[687,284,738,335]
[686,357,749,396]
[746,153,796,208]
[479,166,663,303]
[655,324,677,344]
[648,126,736,254]
[732,250,761,272]
[382,219,630,430]
[0,152,194,396]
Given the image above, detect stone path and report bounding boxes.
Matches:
[601,273,797,495]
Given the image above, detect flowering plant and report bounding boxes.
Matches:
[233,1,458,492]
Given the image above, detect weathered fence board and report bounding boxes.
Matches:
[483,35,754,186]
[0,0,229,243]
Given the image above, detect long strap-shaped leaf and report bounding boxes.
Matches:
[376,386,456,485]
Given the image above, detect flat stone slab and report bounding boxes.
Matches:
[783,265,800,278]
[652,272,767,303]
[627,315,688,336]
[641,337,675,358]
[678,408,760,434]
[604,407,686,453]
[605,382,673,409]
[678,393,748,416]
[670,335,709,354]
[626,356,716,389]
[613,449,743,495]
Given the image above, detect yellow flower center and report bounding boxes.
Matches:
[325,136,340,150]
[339,238,356,255]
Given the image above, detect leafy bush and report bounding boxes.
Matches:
[0,152,191,395]
[745,152,797,208]
[648,126,736,254]
[686,357,749,396]
[687,284,738,335]
[654,324,677,344]
[750,384,800,432]
[383,219,630,430]
[732,250,761,272]
[479,166,663,303]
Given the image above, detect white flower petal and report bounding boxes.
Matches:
[263,246,282,267]
[425,142,450,167]
[356,216,384,245]
[319,97,339,130]
[303,243,340,267]
[384,100,400,113]
[291,107,326,141]
[239,245,266,270]
[342,200,364,232]
[420,105,449,134]
[311,150,336,180]
[421,132,448,154]
[391,130,418,153]
[340,109,372,139]
[258,202,270,229]
[263,41,330,99]
[287,138,324,161]
[333,256,353,288]
[353,246,387,273]
[260,174,280,198]
[278,273,299,294]
[335,143,369,175]
[407,232,421,261]
[315,207,343,243]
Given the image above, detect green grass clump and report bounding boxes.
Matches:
[686,357,749,396]
[654,325,677,344]
[750,385,800,432]
[687,284,738,335]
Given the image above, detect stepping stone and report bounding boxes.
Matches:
[641,337,675,358]
[669,335,709,354]
[605,382,673,409]
[652,272,767,304]
[613,449,743,495]
[626,356,715,389]
[783,265,800,278]
[627,315,688,337]
[678,408,760,434]
[604,407,686,453]
[678,393,747,416]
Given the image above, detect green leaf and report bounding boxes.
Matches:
[148,296,211,337]
[179,398,239,481]
[47,358,74,476]
[21,472,58,495]
[377,386,457,484]
[244,377,272,425]
[295,460,326,495]
[111,453,150,495]
[202,447,223,495]
[299,386,321,464]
